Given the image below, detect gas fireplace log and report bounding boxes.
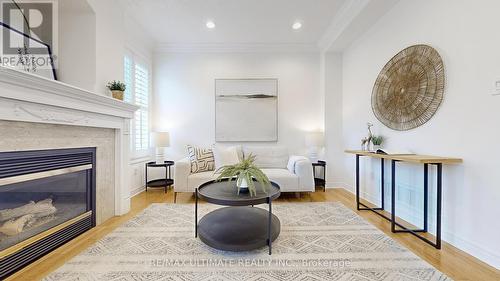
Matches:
[0,198,56,221]
[0,214,34,236]
[0,198,57,236]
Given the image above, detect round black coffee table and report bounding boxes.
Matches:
[195,179,280,255]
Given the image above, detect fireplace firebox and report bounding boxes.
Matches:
[0,147,96,279]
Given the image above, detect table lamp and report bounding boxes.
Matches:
[305,131,324,162]
[153,131,170,163]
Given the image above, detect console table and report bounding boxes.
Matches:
[345,150,462,249]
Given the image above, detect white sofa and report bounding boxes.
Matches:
[173,146,314,202]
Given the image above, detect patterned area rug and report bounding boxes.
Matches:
[45,202,451,280]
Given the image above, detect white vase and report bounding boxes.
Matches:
[236,176,249,193]
[237,176,248,188]
[373,145,381,151]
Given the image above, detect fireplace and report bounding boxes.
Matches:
[0,147,96,279]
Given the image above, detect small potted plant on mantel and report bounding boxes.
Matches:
[371,136,384,151]
[215,154,270,196]
[106,80,126,101]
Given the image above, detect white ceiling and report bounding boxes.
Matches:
[123,0,347,46]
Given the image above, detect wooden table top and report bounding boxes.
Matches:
[345,150,463,164]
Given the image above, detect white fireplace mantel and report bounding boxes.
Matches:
[0,67,139,216]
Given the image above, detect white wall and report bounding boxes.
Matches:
[86,0,125,95]
[153,52,323,161]
[58,0,155,195]
[324,52,345,187]
[57,0,127,94]
[326,0,500,268]
[124,17,154,63]
[58,0,96,91]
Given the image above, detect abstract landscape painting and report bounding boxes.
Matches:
[215,79,278,142]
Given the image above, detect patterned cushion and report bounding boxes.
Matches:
[187,145,215,173]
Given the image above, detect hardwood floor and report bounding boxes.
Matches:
[8,188,500,281]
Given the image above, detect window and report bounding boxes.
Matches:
[124,54,151,156]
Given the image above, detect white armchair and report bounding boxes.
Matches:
[173,146,314,202]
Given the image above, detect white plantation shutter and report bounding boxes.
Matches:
[134,64,150,151]
[123,56,133,103]
[123,54,151,154]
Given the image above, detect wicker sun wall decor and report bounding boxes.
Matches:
[371,44,445,131]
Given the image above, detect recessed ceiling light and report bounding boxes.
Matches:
[292,21,302,30]
[206,20,216,29]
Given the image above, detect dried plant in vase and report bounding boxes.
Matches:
[215,154,270,196]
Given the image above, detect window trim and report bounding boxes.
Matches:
[124,49,153,160]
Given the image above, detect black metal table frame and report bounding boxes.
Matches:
[355,154,442,249]
[312,161,326,192]
[194,188,275,255]
[145,161,174,193]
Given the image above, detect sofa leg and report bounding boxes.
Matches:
[174,192,177,203]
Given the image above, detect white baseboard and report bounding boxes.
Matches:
[130,185,146,197]
[441,230,500,270]
[335,186,500,270]
[325,181,350,189]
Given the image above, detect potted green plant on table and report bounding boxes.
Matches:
[371,136,384,151]
[215,154,270,196]
[106,80,126,101]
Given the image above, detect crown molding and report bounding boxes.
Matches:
[318,0,400,53]
[154,42,319,53]
[318,0,371,52]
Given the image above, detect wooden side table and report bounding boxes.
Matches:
[145,161,174,193]
[312,160,326,192]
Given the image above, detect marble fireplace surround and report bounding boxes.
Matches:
[0,67,139,223]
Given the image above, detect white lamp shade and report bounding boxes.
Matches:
[305,132,324,147]
[153,132,170,147]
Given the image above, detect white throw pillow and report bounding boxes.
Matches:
[242,146,289,169]
[213,146,241,172]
